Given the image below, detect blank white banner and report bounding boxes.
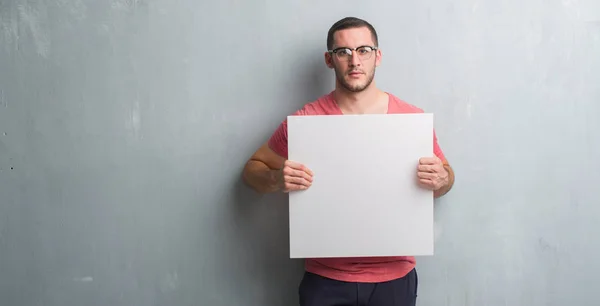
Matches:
[287,113,434,258]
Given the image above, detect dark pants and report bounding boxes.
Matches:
[298,269,418,306]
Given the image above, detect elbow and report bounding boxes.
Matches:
[241,161,270,194]
[241,163,257,190]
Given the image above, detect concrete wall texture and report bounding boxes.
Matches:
[1,0,599,305]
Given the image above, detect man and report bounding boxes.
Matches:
[242,16,454,306]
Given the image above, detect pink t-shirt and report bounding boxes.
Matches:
[268,91,446,283]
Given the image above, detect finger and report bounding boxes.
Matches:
[419,157,434,165]
[286,176,312,187]
[419,179,435,189]
[299,164,314,176]
[419,157,440,165]
[286,160,314,176]
[417,164,436,173]
[284,182,309,192]
[283,167,313,182]
[285,160,306,170]
[417,171,436,179]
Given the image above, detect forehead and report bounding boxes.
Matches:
[332,27,375,48]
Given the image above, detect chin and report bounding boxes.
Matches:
[343,81,364,89]
[336,74,370,92]
[345,85,367,92]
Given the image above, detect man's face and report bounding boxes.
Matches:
[325,27,382,92]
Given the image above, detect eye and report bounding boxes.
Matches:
[357,47,373,54]
[340,48,352,55]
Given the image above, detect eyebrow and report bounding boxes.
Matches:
[330,45,375,50]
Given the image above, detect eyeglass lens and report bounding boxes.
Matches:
[335,46,375,60]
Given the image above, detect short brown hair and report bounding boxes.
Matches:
[326,17,379,50]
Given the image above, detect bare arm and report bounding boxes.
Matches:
[242,141,314,194]
[242,142,285,194]
[418,156,455,198]
[434,159,454,198]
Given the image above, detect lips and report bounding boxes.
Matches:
[348,71,363,76]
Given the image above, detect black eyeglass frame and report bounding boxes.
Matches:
[327,46,379,59]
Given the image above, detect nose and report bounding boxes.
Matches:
[349,51,361,67]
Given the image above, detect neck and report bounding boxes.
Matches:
[333,82,386,114]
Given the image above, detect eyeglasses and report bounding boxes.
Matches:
[328,46,378,61]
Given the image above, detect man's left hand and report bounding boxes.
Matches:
[417,156,449,191]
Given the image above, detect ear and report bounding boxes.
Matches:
[324,52,334,69]
[375,48,382,67]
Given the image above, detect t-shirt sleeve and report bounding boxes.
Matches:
[433,130,447,162]
[268,118,289,159]
[268,107,310,159]
[267,103,317,159]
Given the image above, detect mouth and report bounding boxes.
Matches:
[348,71,364,77]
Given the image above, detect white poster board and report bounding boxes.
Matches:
[287,113,434,258]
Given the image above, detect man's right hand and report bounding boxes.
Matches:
[278,160,314,192]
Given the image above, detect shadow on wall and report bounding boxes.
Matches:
[302,49,333,101]
[222,50,331,304]
[282,44,334,109]
[226,168,304,305]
